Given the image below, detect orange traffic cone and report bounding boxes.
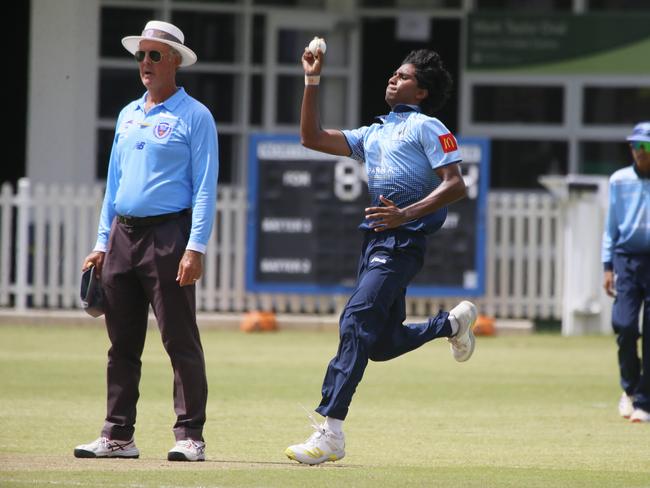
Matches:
[473,315,496,336]
[240,311,278,333]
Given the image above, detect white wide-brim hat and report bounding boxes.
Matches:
[626,121,650,143]
[122,20,197,67]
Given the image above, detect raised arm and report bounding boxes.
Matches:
[301,46,351,156]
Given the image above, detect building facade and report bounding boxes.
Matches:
[23,0,650,188]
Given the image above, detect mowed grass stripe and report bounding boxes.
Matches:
[1,325,648,487]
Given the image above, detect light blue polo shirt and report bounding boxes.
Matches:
[95,87,219,253]
[342,105,462,234]
[602,164,650,266]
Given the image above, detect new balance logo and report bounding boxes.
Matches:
[371,256,387,264]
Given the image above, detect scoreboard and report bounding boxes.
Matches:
[246,134,490,296]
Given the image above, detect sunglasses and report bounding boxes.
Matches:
[630,141,650,152]
[134,50,164,63]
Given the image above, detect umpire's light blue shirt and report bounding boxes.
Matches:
[342,104,462,234]
[95,87,219,254]
[602,164,650,268]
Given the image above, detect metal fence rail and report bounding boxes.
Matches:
[0,179,563,319]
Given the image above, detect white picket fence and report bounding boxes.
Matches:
[0,179,563,319]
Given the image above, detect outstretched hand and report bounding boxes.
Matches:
[365,195,407,232]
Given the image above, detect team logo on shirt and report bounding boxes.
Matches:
[153,121,173,139]
[438,133,458,153]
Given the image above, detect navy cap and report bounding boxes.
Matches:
[626,121,650,143]
[80,266,105,318]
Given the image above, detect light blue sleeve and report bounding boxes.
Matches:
[187,106,219,253]
[341,126,369,162]
[419,118,462,169]
[94,112,125,252]
[601,177,618,265]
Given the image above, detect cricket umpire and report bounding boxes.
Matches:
[602,121,650,423]
[74,20,219,460]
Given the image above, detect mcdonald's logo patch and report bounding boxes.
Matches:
[438,133,458,153]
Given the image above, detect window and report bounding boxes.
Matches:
[98,4,247,184]
[174,0,240,3]
[475,0,571,9]
[177,72,238,124]
[253,0,324,6]
[96,128,114,179]
[276,75,302,125]
[217,134,235,183]
[277,29,349,68]
[250,75,263,126]
[588,0,650,10]
[359,0,461,7]
[172,11,240,63]
[583,87,650,125]
[489,140,568,189]
[276,75,347,127]
[101,7,157,58]
[99,69,144,118]
[94,2,360,185]
[473,85,563,124]
[579,141,633,175]
[252,15,265,65]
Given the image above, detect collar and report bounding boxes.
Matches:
[393,104,421,113]
[375,104,421,123]
[136,86,186,112]
[633,162,650,179]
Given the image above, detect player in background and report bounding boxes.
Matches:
[284,44,478,465]
[602,121,650,423]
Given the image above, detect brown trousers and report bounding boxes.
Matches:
[100,213,207,441]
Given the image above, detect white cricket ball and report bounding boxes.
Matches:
[308,36,327,56]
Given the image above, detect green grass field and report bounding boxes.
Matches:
[1,324,649,487]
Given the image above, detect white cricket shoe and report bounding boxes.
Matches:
[167,439,206,462]
[618,392,634,419]
[285,424,345,465]
[448,300,477,362]
[630,407,650,423]
[74,437,139,459]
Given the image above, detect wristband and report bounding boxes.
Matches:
[305,75,321,86]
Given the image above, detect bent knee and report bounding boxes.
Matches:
[613,322,640,340]
[368,350,390,362]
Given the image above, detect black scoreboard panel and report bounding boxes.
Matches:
[414,191,478,288]
[254,158,367,288]
[247,135,487,295]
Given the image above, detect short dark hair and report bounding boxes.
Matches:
[401,49,452,116]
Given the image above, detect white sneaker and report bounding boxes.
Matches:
[618,392,634,419]
[448,301,477,362]
[167,439,206,462]
[285,424,345,465]
[630,407,650,423]
[74,437,139,458]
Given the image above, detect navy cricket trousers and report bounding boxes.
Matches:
[612,253,650,410]
[316,229,452,420]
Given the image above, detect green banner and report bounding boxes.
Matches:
[467,13,650,74]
